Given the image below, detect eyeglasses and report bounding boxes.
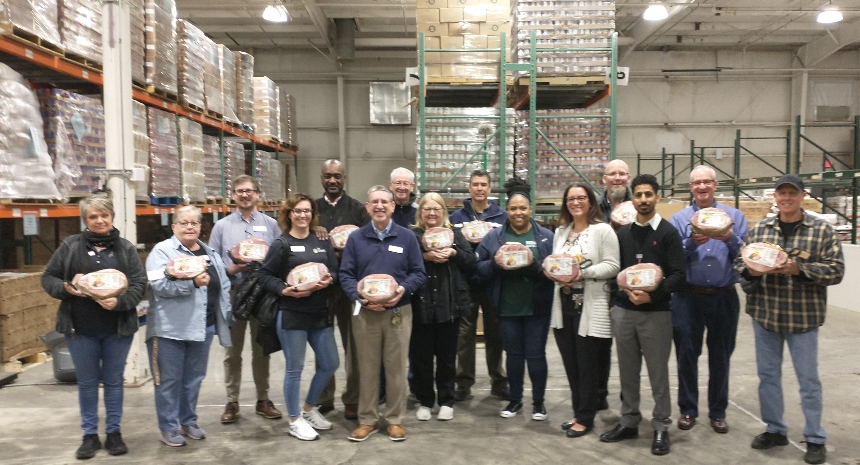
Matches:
[690,180,716,187]
[391,181,413,187]
[565,196,589,204]
[422,207,443,213]
[291,209,313,216]
[605,171,628,178]
[234,189,258,195]
[176,221,201,228]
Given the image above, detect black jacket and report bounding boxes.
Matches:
[316,192,370,231]
[410,226,475,325]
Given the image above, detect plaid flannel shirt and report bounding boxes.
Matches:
[733,211,844,333]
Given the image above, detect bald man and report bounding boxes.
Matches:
[598,160,632,224]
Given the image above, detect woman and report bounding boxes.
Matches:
[258,193,339,441]
[41,192,147,460]
[410,193,475,421]
[475,178,554,420]
[145,205,233,447]
[548,183,620,438]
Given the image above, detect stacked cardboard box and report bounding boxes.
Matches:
[223,140,246,194]
[58,0,101,64]
[218,45,239,123]
[514,108,610,201]
[253,77,280,140]
[234,51,254,129]
[417,0,510,80]
[416,107,515,205]
[203,37,224,117]
[0,271,58,362]
[144,0,178,95]
[202,134,222,198]
[512,0,615,76]
[147,106,180,198]
[0,0,62,48]
[178,117,204,203]
[38,88,106,199]
[132,100,150,202]
[130,0,146,84]
[249,150,285,201]
[279,89,297,147]
[176,19,206,111]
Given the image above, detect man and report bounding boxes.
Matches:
[669,166,747,434]
[734,174,843,465]
[448,169,509,401]
[339,186,426,442]
[389,167,418,227]
[599,174,685,456]
[209,175,282,423]
[314,159,371,420]
[598,159,632,223]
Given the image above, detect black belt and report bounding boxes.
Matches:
[680,284,735,295]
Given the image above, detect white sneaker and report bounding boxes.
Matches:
[437,406,454,421]
[416,406,432,421]
[289,417,320,441]
[302,407,333,430]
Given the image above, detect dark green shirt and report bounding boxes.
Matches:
[499,226,538,317]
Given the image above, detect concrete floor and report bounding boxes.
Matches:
[1,300,859,465]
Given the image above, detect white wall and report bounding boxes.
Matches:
[252,48,860,196]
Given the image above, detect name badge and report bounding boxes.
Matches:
[253,225,268,232]
[389,245,403,254]
[291,246,306,252]
[147,268,166,281]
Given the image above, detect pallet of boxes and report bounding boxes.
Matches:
[0,269,58,373]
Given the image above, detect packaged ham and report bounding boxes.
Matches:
[166,256,210,279]
[230,238,269,264]
[422,227,454,250]
[461,220,492,244]
[287,262,330,292]
[357,274,398,305]
[691,208,733,237]
[330,224,359,250]
[72,269,128,300]
[494,242,534,270]
[741,242,788,273]
[610,201,637,227]
[617,263,663,292]
[542,254,580,283]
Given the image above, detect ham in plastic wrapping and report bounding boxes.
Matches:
[691,208,733,237]
[166,255,209,279]
[741,242,788,273]
[617,263,663,292]
[330,224,359,250]
[542,254,580,283]
[230,238,269,264]
[357,274,398,305]
[461,220,492,244]
[72,269,129,300]
[422,227,454,250]
[287,262,330,292]
[610,201,637,227]
[494,243,534,270]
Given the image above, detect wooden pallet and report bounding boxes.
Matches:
[1,25,64,56]
[205,110,224,121]
[0,198,63,205]
[146,86,179,103]
[204,196,227,205]
[63,51,102,72]
[516,75,605,86]
[1,352,49,374]
[183,102,205,115]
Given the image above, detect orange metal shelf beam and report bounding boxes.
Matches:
[0,203,281,219]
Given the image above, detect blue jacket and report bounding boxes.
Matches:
[146,236,233,346]
[339,221,426,307]
[475,218,555,317]
[449,198,508,226]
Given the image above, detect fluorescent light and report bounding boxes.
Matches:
[817,9,843,24]
[643,4,669,21]
[263,3,290,23]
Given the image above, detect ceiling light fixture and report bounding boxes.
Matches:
[816,9,843,24]
[263,2,290,23]
[643,3,669,21]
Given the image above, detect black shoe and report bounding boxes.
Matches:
[453,388,470,402]
[500,401,523,418]
[491,385,511,401]
[531,403,547,421]
[600,424,639,443]
[566,424,593,438]
[804,443,826,464]
[651,430,670,455]
[75,434,102,460]
[104,432,127,456]
[751,431,789,450]
[561,420,576,431]
[317,403,335,414]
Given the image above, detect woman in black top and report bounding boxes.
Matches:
[41,193,147,459]
[259,193,339,441]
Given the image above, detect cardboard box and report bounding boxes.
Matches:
[655,202,686,219]
[439,8,463,22]
[419,22,446,35]
[416,0,443,8]
[463,35,489,49]
[485,5,509,22]
[416,8,440,23]
[448,0,509,7]
[441,36,464,49]
[463,6,487,22]
[0,271,59,361]
[448,22,480,36]
[487,35,501,50]
[480,21,510,36]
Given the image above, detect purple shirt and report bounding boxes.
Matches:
[669,201,748,288]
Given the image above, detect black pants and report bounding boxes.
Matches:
[410,319,459,408]
[553,297,612,428]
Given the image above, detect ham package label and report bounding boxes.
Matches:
[626,268,658,288]
[362,278,392,298]
[743,243,781,268]
[237,242,268,261]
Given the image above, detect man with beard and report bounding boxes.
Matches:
[390,167,418,228]
[598,159,632,223]
[315,159,371,420]
[599,174,685,456]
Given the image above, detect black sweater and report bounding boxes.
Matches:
[316,192,370,231]
[615,218,686,312]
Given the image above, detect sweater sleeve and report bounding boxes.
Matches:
[581,225,620,280]
[649,223,687,302]
[258,237,289,296]
[41,238,73,300]
[338,236,360,301]
[117,240,148,313]
[450,229,476,273]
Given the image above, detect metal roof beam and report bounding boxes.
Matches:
[796,21,860,67]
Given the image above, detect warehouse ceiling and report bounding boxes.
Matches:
[176,0,860,61]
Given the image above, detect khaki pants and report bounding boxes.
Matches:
[318,287,360,406]
[223,318,271,402]
[354,304,412,426]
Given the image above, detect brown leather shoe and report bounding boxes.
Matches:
[255,400,283,419]
[678,414,696,430]
[344,403,358,420]
[348,424,378,442]
[710,418,729,434]
[221,402,239,424]
[387,424,406,442]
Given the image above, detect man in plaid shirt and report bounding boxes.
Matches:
[734,174,844,465]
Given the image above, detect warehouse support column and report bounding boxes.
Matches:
[790,69,808,172]
[337,74,347,176]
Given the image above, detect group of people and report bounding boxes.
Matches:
[41,159,844,465]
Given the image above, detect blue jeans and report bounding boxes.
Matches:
[146,326,214,433]
[65,333,134,435]
[753,320,826,444]
[275,311,339,419]
[497,312,551,405]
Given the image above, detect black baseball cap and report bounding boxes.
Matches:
[775,174,804,191]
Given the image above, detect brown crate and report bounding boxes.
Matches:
[440,8,463,22]
[0,272,51,316]
[416,8,440,23]
[0,302,56,361]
